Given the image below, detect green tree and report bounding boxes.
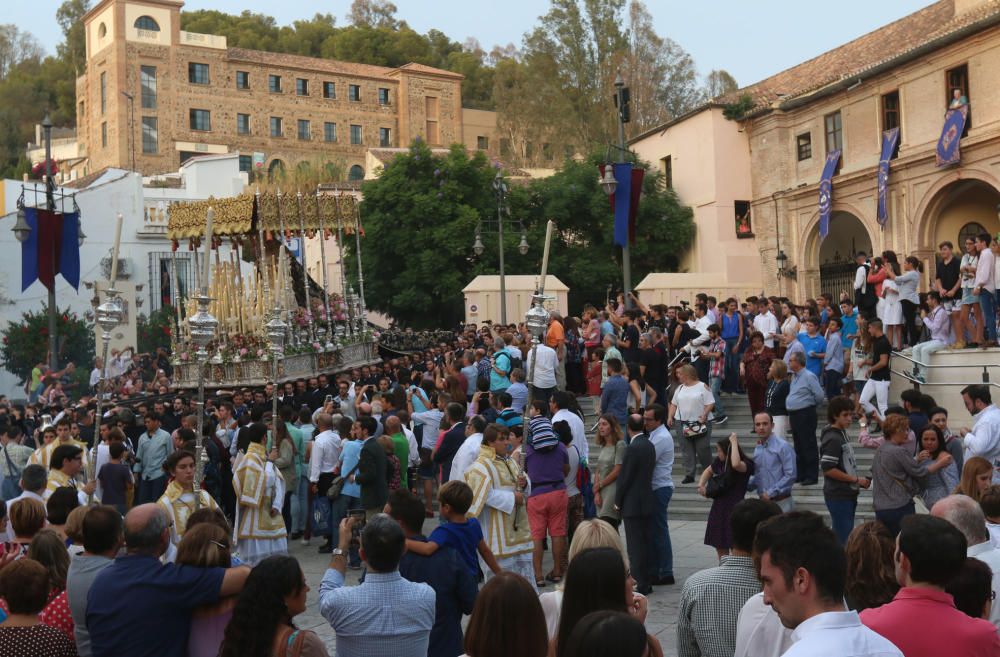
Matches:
[705,69,739,98]
[56,0,90,75]
[348,0,402,29]
[0,304,95,386]
[137,306,175,355]
[346,140,496,328]
[349,140,695,327]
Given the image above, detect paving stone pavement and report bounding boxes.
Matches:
[287,515,718,657]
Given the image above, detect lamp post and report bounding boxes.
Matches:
[473,170,529,326]
[43,115,59,369]
[266,307,288,447]
[600,75,634,310]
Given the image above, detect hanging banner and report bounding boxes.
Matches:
[936,104,968,167]
[20,207,80,292]
[598,164,645,247]
[877,128,900,228]
[818,150,841,240]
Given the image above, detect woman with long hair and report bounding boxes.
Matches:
[564,316,586,396]
[156,449,221,559]
[917,424,959,508]
[779,301,800,356]
[740,331,774,417]
[955,456,995,501]
[958,236,984,348]
[272,417,299,533]
[463,572,548,657]
[554,547,662,657]
[218,555,327,657]
[844,521,899,612]
[886,255,923,347]
[698,433,754,561]
[764,359,790,440]
[849,316,872,418]
[593,415,625,529]
[180,523,238,657]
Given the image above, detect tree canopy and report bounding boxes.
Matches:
[347,140,695,328]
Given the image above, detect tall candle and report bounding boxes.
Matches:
[202,207,214,292]
[109,213,123,284]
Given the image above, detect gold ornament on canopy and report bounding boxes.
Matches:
[167,191,358,240]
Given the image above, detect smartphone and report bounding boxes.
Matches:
[349,509,367,541]
[325,394,334,403]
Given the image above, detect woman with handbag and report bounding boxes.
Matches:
[697,433,753,561]
[668,364,716,485]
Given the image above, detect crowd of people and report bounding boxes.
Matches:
[1,234,1000,655]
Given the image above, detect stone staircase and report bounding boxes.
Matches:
[577,393,877,523]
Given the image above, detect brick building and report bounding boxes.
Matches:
[76,0,497,179]
[633,0,1000,300]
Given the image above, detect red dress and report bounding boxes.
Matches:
[586,360,602,396]
[742,347,775,416]
[38,589,74,641]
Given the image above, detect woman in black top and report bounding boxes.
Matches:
[765,359,790,440]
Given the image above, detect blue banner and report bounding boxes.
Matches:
[20,207,39,292]
[59,211,80,290]
[877,128,900,228]
[936,105,968,167]
[612,162,633,248]
[818,150,841,240]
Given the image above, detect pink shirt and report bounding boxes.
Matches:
[859,587,1000,657]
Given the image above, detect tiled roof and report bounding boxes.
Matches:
[393,62,464,79]
[226,48,395,80]
[720,0,1000,111]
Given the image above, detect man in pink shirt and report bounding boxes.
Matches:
[860,515,1000,657]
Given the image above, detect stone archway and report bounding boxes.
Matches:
[800,209,873,299]
[914,175,1000,253]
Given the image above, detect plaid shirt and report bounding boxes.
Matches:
[708,336,727,379]
[677,555,761,657]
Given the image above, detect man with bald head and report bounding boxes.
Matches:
[86,504,251,657]
[931,494,1000,630]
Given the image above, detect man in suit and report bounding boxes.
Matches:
[615,413,657,594]
[353,416,388,520]
[431,403,467,483]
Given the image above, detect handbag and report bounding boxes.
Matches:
[682,421,708,440]
[327,462,361,502]
[705,460,730,499]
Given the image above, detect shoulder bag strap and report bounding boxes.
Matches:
[2,444,19,477]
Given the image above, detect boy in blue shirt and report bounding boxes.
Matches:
[405,480,502,578]
[797,317,827,378]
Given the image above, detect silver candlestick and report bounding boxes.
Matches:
[90,285,124,503]
[188,290,218,511]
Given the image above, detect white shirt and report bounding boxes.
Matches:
[552,408,588,462]
[854,264,868,292]
[784,610,902,657]
[89,367,101,388]
[671,382,715,422]
[988,521,1000,549]
[565,441,580,496]
[735,592,792,657]
[690,314,712,347]
[413,408,445,450]
[648,424,674,490]
[450,433,483,483]
[967,541,1000,631]
[964,405,1000,483]
[753,311,779,348]
[525,344,558,389]
[309,429,343,483]
[402,426,420,467]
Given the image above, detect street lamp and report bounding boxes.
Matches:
[11,205,30,242]
[471,170,528,325]
[601,73,634,310]
[776,249,797,280]
[599,165,617,197]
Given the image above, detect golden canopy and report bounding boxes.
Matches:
[167,191,359,240]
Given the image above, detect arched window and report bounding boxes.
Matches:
[134,16,160,31]
[268,159,286,181]
[98,23,107,38]
[959,222,986,248]
[348,165,364,181]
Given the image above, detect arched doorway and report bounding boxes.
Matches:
[268,159,286,181]
[348,165,364,181]
[927,179,1000,250]
[813,211,872,299]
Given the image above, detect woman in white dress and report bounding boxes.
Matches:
[779,302,800,340]
[881,277,903,349]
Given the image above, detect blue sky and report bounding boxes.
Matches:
[16,0,931,86]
